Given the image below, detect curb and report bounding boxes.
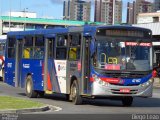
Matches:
[0,105,50,114]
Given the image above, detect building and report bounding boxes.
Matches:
[9,11,37,18]
[127,1,135,24]
[154,0,160,11]
[133,22,160,65]
[63,0,91,21]
[137,12,160,24]
[94,0,122,24]
[0,16,103,35]
[127,0,154,24]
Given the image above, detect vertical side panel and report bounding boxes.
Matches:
[54,60,67,94]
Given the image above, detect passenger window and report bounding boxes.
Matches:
[56,48,67,59]
[23,47,33,59]
[35,36,44,46]
[70,34,81,46]
[56,35,67,60]
[24,36,33,47]
[8,48,15,58]
[57,35,67,46]
[69,47,80,60]
[34,47,44,59]
[34,36,44,59]
[68,34,81,60]
[8,37,16,58]
[23,36,34,59]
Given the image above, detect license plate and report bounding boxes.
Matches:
[120,88,130,93]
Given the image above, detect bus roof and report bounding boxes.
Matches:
[7,25,152,37]
[93,25,152,32]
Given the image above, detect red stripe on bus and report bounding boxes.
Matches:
[100,78,120,83]
[90,77,120,84]
[47,73,52,91]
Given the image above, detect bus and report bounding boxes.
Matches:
[0,35,6,81]
[5,25,154,106]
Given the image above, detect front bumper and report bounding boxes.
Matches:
[91,82,153,97]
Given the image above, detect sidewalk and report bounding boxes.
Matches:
[154,78,160,88]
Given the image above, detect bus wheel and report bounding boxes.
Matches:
[25,75,38,98]
[70,80,82,105]
[122,97,133,106]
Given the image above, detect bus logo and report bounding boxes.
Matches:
[7,63,12,68]
[132,79,141,83]
[23,64,30,69]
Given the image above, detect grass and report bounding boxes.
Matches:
[0,96,45,110]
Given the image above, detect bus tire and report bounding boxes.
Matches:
[122,96,133,106]
[25,75,38,98]
[70,80,82,105]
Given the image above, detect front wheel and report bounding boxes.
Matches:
[122,96,133,106]
[70,80,82,105]
[25,75,38,98]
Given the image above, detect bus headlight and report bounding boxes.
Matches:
[140,79,154,87]
[92,74,110,87]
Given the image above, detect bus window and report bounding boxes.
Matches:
[34,36,44,59]
[23,47,33,59]
[34,47,44,59]
[68,34,81,61]
[70,34,81,46]
[35,36,44,46]
[56,35,67,60]
[56,48,67,59]
[23,36,34,59]
[8,37,16,58]
[8,48,15,58]
[57,35,67,47]
[69,47,80,60]
[24,36,33,46]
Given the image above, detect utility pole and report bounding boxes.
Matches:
[24,8,28,31]
[9,0,11,31]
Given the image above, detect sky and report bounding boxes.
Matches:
[0,0,154,23]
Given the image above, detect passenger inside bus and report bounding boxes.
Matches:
[69,48,77,60]
[34,47,44,59]
[23,48,33,59]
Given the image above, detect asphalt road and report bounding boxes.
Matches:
[0,82,160,114]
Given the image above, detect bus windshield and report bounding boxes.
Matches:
[92,39,152,71]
